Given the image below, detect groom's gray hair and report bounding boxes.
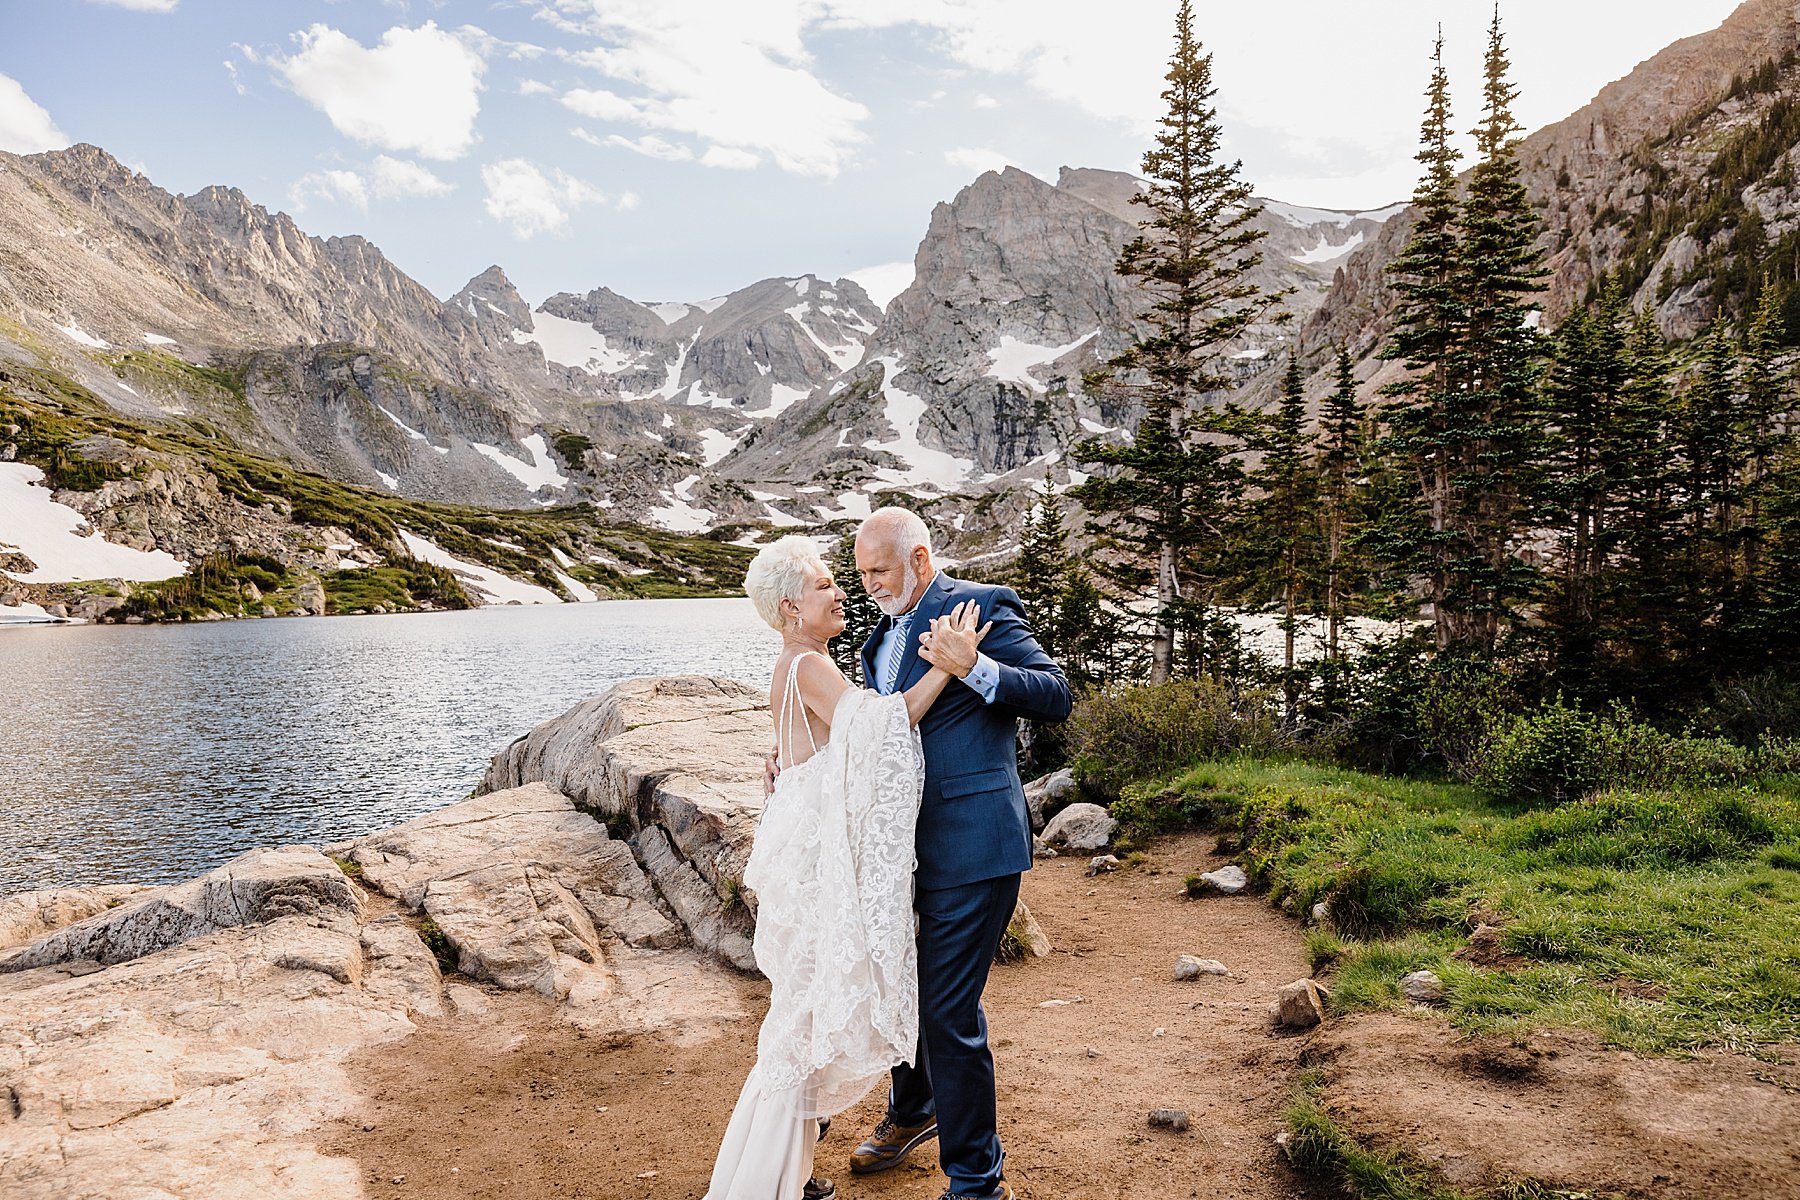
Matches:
[862,506,932,560]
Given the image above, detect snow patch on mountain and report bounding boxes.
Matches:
[863,357,976,492]
[697,427,745,466]
[0,463,189,583]
[398,529,563,605]
[512,312,634,374]
[649,301,692,323]
[1291,230,1366,264]
[647,475,715,533]
[142,332,177,346]
[986,331,1098,393]
[1263,199,1408,228]
[55,321,109,350]
[470,434,568,492]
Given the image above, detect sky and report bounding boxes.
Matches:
[0,1,1748,309]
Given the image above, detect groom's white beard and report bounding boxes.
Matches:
[873,563,920,618]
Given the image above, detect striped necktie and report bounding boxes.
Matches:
[883,611,913,694]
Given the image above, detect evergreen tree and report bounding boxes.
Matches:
[1247,351,1316,722]
[1072,0,1288,684]
[1740,279,1790,585]
[1372,30,1469,653]
[1454,3,1549,651]
[1319,343,1365,667]
[827,532,882,684]
[1012,471,1070,652]
[1677,318,1745,663]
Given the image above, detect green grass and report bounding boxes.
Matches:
[416,917,458,972]
[1142,757,1800,1055]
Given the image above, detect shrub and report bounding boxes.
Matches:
[1067,679,1284,799]
[1474,698,1609,805]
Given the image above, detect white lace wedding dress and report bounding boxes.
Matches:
[703,653,925,1200]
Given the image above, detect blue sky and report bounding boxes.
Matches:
[0,1,1745,308]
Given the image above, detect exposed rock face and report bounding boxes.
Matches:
[0,845,363,973]
[480,675,771,971]
[344,782,682,998]
[0,774,749,1199]
[0,885,153,953]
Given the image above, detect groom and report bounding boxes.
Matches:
[850,506,1072,1200]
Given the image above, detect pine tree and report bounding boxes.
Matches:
[1372,29,1469,653]
[1319,343,1365,665]
[1071,0,1288,685]
[827,532,882,684]
[1740,279,1790,585]
[1454,3,1549,651]
[1247,351,1316,722]
[1606,306,1683,689]
[1678,318,1745,663]
[1012,471,1070,653]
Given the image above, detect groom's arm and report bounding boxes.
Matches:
[962,586,1073,724]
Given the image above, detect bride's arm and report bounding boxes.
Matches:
[900,664,955,726]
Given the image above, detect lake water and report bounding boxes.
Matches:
[0,600,779,895]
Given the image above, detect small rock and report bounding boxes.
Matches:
[1004,898,1053,958]
[636,1171,658,1179]
[1085,1047,1099,1058]
[1040,802,1117,853]
[1271,979,1331,1030]
[1401,969,1446,1004]
[1152,1026,1166,1038]
[1148,1108,1191,1132]
[1022,767,1077,832]
[1173,954,1229,981]
[1032,838,1058,859]
[1192,865,1248,895]
[1310,901,1329,923]
[391,1176,405,1185]
[1088,854,1121,875]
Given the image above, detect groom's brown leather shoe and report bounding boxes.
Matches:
[849,1114,939,1174]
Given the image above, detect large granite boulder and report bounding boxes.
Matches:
[481,676,770,971]
[343,782,684,998]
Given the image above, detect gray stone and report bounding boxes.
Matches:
[0,846,362,972]
[1148,1108,1191,1132]
[1003,898,1052,959]
[1040,802,1117,853]
[0,885,155,953]
[1174,954,1230,981]
[1193,865,1249,895]
[1022,767,1076,832]
[295,579,326,616]
[1401,969,1447,1004]
[1088,854,1121,875]
[1271,978,1332,1029]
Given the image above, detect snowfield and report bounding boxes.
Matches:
[0,463,188,584]
[986,331,1097,393]
[397,530,563,606]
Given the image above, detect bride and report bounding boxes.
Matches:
[705,535,988,1200]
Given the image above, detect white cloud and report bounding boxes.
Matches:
[222,60,248,96]
[87,0,178,10]
[519,79,555,96]
[290,168,369,211]
[616,190,640,211]
[973,93,999,109]
[544,1,867,177]
[700,145,760,170]
[371,155,453,199]
[481,158,617,237]
[604,132,693,162]
[0,74,69,155]
[268,22,486,161]
[944,146,1013,177]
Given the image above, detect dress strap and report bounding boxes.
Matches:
[779,652,825,765]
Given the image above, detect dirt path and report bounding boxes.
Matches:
[320,832,1325,1199]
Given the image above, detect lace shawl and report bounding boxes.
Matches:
[743,685,924,1119]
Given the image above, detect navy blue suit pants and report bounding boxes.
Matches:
[888,872,1022,1197]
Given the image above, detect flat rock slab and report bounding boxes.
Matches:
[1,846,362,973]
[0,885,156,953]
[347,783,683,997]
[1041,802,1117,853]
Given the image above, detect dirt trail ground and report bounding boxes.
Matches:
[320,832,1800,1200]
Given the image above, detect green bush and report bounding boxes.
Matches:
[1475,700,1791,805]
[1067,679,1284,799]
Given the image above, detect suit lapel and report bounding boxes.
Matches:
[895,573,953,692]
[859,617,889,690]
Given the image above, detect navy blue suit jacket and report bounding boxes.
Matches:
[861,574,1073,891]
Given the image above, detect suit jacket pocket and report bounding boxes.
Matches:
[937,766,1014,800]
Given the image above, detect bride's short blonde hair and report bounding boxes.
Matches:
[745,535,827,630]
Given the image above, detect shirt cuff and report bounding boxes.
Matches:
[960,653,1000,703]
